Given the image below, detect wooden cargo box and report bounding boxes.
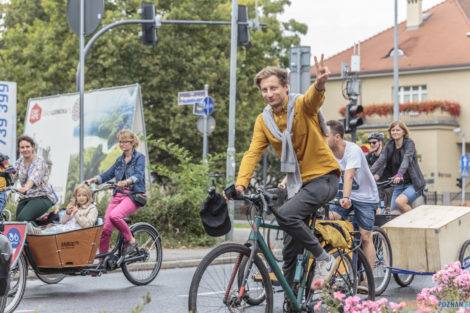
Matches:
[382,205,470,272]
[26,225,102,268]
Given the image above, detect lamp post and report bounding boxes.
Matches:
[454,128,466,203]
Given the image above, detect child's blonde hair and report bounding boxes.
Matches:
[73,184,93,207]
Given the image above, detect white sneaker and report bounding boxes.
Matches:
[26,222,41,235]
[311,255,338,288]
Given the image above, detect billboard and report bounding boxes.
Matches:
[0,81,17,162]
[24,84,149,204]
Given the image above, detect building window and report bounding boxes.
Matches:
[398,85,427,103]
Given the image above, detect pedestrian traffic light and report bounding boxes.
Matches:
[141,2,157,47]
[457,177,463,189]
[345,100,363,133]
[237,5,250,47]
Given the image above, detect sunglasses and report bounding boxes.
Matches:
[369,141,379,145]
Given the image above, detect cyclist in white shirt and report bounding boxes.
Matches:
[325,120,379,270]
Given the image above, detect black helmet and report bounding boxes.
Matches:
[368,132,384,141]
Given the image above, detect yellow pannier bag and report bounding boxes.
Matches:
[314,220,353,250]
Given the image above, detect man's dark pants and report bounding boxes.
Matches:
[275,171,338,287]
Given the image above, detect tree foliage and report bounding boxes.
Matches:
[0,0,305,177]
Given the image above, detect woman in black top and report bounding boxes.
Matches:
[370,121,426,214]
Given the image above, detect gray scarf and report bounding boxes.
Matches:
[262,94,328,199]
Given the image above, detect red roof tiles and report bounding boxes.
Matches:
[319,0,470,77]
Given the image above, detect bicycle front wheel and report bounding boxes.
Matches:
[459,240,470,273]
[372,226,392,296]
[35,272,65,284]
[122,223,162,286]
[5,254,27,313]
[189,242,273,313]
[355,248,376,300]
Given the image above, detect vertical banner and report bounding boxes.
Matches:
[24,84,149,204]
[0,81,17,162]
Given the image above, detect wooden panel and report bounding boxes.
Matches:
[383,205,470,272]
[57,227,99,267]
[87,226,103,265]
[26,235,61,268]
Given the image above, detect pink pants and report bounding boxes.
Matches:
[99,192,140,254]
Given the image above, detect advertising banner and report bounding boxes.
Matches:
[24,84,149,204]
[0,81,17,162]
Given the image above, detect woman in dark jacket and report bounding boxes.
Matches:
[86,129,146,256]
[370,121,426,214]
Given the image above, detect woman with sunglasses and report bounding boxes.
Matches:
[86,129,146,256]
[370,121,426,214]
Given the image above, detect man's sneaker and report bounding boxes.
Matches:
[311,255,338,288]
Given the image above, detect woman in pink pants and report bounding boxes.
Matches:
[86,130,146,256]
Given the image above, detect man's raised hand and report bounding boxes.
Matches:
[314,54,330,91]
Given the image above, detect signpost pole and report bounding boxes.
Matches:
[203,84,209,162]
[462,131,466,204]
[79,0,85,182]
[226,0,238,241]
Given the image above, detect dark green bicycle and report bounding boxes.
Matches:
[188,187,374,312]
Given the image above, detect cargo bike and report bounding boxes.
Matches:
[2,183,163,313]
[371,203,470,296]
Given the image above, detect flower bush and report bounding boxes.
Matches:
[313,261,470,313]
[338,100,461,117]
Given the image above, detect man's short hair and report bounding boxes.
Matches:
[327,120,345,138]
[254,67,289,88]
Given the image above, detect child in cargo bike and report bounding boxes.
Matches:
[26,183,98,235]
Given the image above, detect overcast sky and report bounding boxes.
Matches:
[279,0,445,60]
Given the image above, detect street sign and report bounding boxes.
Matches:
[193,101,204,115]
[178,90,205,105]
[197,116,216,134]
[67,0,104,36]
[202,96,214,115]
[461,155,469,178]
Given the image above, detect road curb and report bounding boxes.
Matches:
[161,259,202,269]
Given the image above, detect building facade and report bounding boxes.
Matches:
[316,0,470,203]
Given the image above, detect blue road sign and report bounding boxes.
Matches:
[461,155,469,178]
[202,97,214,115]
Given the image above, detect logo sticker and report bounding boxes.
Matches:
[7,228,21,249]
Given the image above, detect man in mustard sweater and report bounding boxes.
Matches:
[231,55,341,289]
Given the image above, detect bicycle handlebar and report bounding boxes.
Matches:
[88,182,116,195]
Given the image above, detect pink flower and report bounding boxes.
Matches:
[314,300,322,311]
[389,301,406,312]
[311,279,324,289]
[333,291,346,302]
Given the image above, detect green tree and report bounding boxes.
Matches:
[0,0,305,177]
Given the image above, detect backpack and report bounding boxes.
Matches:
[315,220,354,250]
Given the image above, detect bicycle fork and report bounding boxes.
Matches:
[223,241,259,307]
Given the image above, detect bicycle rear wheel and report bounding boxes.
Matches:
[306,247,375,305]
[372,226,392,296]
[121,223,162,286]
[5,254,27,313]
[189,242,273,313]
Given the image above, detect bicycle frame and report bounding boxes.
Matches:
[238,214,312,312]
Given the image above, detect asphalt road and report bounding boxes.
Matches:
[14,266,434,313]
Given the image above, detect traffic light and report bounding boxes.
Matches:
[141,2,157,47]
[237,5,250,47]
[345,100,363,133]
[457,177,463,189]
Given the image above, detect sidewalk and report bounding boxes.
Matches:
[162,227,251,269]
